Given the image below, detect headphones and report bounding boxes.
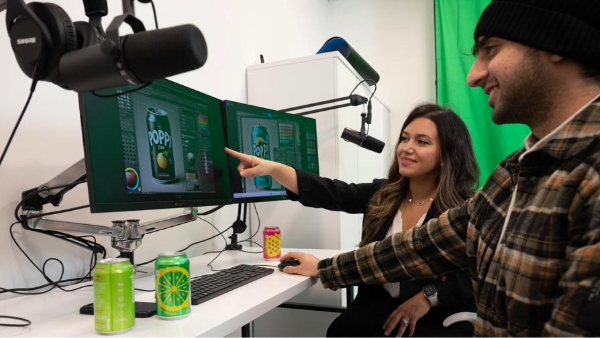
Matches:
[6,0,103,88]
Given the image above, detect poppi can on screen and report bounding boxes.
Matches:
[93,258,135,334]
[147,107,175,183]
[155,252,191,319]
[251,125,272,190]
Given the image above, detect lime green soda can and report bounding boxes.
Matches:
[155,252,191,319]
[93,258,135,334]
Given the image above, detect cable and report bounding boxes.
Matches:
[197,205,225,216]
[136,218,233,267]
[14,179,88,222]
[349,79,378,102]
[91,81,153,98]
[0,222,100,296]
[0,315,31,327]
[0,72,39,170]
[147,0,159,29]
[237,203,263,248]
[13,179,106,257]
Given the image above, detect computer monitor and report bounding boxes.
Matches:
[79,79,233,213]
[223,100,319,203]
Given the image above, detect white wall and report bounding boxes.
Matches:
[0,0,435,305]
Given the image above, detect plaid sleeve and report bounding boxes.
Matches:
[317,200,472,289]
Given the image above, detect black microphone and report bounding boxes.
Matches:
[341,127,385,153]
[340,98,385,153]
[60,21,207,92]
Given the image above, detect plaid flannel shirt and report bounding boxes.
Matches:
[317,96,600,336]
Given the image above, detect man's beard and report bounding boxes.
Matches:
[491,50,554,128]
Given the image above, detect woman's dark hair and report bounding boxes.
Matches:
[360,103,480,246]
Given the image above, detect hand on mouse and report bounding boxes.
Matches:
[279,252,320,278]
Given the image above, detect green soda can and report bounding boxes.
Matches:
[147,107,176,183]
[93,258,135,334]
[155,252,191,319]
[251,125,272,190]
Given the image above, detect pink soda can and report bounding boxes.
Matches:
[263,226,281,260]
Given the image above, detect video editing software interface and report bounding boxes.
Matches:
[79,79,233,212]
[223,100,320,203]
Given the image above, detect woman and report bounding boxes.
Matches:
[225,103,479,337]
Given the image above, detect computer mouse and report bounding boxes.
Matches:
[278,259,300,272]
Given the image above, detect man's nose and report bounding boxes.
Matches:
[467,58,487,88]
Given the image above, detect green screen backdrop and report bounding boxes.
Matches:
[434,0,530,187]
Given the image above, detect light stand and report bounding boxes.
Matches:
[280,94,367,115]
[280,93,384,153]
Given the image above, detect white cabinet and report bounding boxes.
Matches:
[244,52,391,336]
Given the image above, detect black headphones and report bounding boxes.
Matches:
[6,0,103,88]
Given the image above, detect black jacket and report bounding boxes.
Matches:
[287,169,475,337]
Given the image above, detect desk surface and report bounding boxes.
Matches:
[0,248,343,337]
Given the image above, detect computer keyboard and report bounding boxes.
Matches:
[190,264,274,305]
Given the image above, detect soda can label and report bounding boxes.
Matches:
[93,258,135,334]
[251,125,272,190]
[263,227,281,260]
[155,252,191,319]
[147,107,176,183]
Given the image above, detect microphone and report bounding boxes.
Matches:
[341,127,385,153]
[340,98,385,153]
[59,16,207,92]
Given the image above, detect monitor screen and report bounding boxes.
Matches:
[79,79,233,213]
[223,100,319,203]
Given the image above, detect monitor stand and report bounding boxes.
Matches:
[119,251,153,279]
[225,203,247,250]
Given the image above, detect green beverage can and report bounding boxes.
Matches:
[251,125,272,189]
[147,107,176,183]
[155,252,191,319]
[93,258,135,334]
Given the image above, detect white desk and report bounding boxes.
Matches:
[0,248,343,337]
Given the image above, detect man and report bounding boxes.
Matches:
[280,0,600,336]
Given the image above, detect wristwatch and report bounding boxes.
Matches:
[423,285,439,307]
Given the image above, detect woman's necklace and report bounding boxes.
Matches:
[408,197,434,206]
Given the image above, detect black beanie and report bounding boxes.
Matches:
[474,0,600,63]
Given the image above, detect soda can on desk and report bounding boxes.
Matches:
[155,252,191,319]
[263,226,281,260]
[93,258,135,334]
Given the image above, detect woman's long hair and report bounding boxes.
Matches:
[360,103,479,246]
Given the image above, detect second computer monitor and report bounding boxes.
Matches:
[223,100,319,203]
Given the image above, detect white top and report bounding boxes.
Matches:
[382,210,426,298]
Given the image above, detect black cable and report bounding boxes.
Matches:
[91,81,153,98]
[197,205,225,216]
[206,249,227,271]
[14,179,88,222]
[136,218,233,267]
[148,0,159,29]
[0,315,31,327]
[238,203,263,248]
[19,204,90,221]
[14,179,107,257]
[349,79,378,102]
[1,222,99,296]
[0,74,39,169]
